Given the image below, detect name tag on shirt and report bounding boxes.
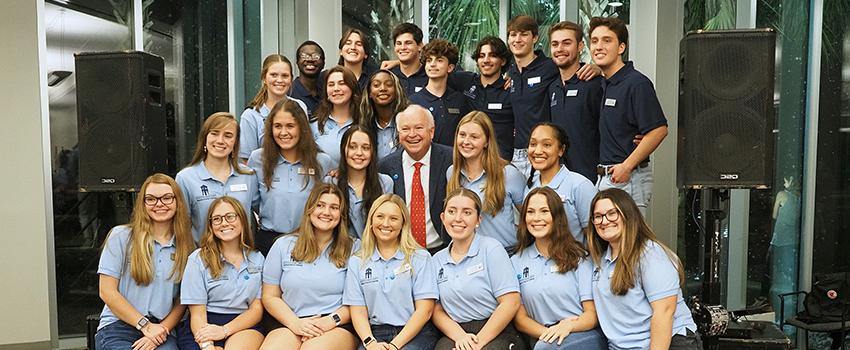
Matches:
[605,98,617,107]
[447,108,461,114]
[566,89,579,97]
[527,76,541,86]
[414,86,423,92]
[550,265,561,273]
[297,167,316,175]
[487,103,502,110]
[467,263,485,275]
[247,266,261,274]
[394,263,412,275]
[230,183,248,192]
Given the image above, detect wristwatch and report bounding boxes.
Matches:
[136,316,150,331]
[362,336,374,347]
[331,313,341,326]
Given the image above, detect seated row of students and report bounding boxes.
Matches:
[96,170,701,350]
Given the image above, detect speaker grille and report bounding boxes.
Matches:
[678,29,777,188]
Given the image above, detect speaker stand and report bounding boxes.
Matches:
[703,188,729,350]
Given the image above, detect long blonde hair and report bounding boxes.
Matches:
[447,111,507,216]
[198,196,255,279]
[586,188,684,295]
[356,194,421,271]
[121,173,194,285]
[248,54,292,110]
[290,184,353,268]
[187,112,253,175]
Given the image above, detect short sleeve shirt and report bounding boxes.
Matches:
[409,88,471,147]
[508,50,559,149]
[463,75,515,160]
[432,234,519,322]
[180,249,264,314]
[310,116,354,170]
[548,69,604,181]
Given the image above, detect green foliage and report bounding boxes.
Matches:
[684,0,736,32]
[510,0,560,56]
[430,0,500,70]
[578,0,629,62]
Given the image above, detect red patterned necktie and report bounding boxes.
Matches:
[410,162,427,247]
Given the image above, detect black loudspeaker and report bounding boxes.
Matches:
[75,51,166,192]
[677,29,777,189]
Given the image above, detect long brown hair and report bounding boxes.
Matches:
[261,99,323,189]
[337,126,383,220]
[290,184,353,268]
[118,173,194,285]
[187,112,253,175]
[248,54,293,110]
[447,111,507,216]
[198,196,255,279]
[586,188,684,295]
[314,65,361,133]
[516,187,585,272]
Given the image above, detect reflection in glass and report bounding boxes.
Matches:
[430,0,499,71]
[46,0,132,337]
[342,0,415,64]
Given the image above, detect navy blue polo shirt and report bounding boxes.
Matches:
[290,77,321,116]
[599,61,667,165]
[549,66,604,181]
[463,75,514,160]
[508,50,559,149]
[390,65,429,97]
[409,87,471,147]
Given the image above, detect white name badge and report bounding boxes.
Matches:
[394,263,412,275]
[550,265,560,273]
[487,103,502,110]
[605,98,617,107]
[467,263,485,275]
[447,108,461,114]
[527,76,541,86]
[297,167,316,175]
[230,183,248,192]
[414,86,423,92]
[566,89,579,97]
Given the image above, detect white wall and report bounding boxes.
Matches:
[0,0,54,348]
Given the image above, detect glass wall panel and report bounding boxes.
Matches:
[812,0,850,347]
[45,0,132,337]
[510,0,560,56]
[429,0,499,71]
[577,0,630,61]
[342,0,416,65]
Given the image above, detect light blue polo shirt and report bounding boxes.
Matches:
[247,149,332,234]
[511,243,593,326]
[375,119,398,159]
[527,165,597,245]
[262,234,350,317]
[175,161,259,242]
[238,98,310,160]
[433,234,519,323]
[310,116,354,171]
[592,241,697,350]
[343,249,437,326]
[97,226,179,330]
[446,165,526,249]
[333,174,394,239]
[180,248,264,314]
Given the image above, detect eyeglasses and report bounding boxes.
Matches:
[144,194,175,206]
[210,212,238,226]
[591,209,620,225]
[299,53,322,61]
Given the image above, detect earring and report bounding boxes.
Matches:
[204,146,207,153]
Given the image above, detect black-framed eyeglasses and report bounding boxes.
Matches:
[299,53,321,61]
[210,212,238,226]
[592,209,620,225]
[144,194,175,206]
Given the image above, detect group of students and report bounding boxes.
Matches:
[94,14,700,350]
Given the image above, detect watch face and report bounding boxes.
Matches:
[363,336,373,345]
[332,314,341,322]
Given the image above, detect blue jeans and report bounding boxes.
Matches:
[532,328,607,350]
[512,148,531,179]
[95,320,178,350]
[596,164,653,216]
[357,322,440,350]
